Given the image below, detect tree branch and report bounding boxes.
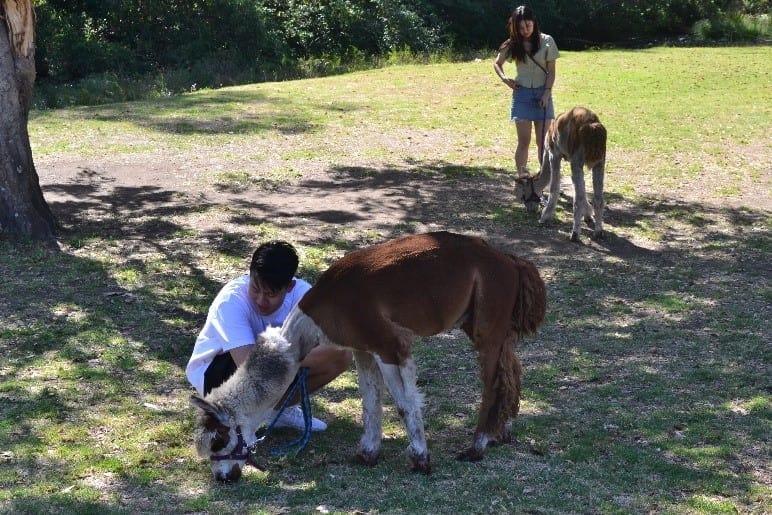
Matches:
[2,0,35,57]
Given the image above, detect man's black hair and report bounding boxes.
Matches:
[249,240,299,291]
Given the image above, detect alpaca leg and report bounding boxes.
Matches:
[353,350,384,466]
[591,162,606,239]
[539,152,562,224]
[570,162,587,241]
[376,356,430,474]
[457,341,521,462]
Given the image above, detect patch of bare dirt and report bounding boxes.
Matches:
[39,154,616,261]
[35,134,771,281]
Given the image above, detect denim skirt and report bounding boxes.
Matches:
[510,86,555,122]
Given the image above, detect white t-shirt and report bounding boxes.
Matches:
[185,274,311,395]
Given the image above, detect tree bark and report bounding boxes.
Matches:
[0,1,56,242]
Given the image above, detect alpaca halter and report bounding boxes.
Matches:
[209,426,265,470]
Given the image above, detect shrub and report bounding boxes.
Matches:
[692,13,771,42]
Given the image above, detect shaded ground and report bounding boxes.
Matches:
[36,146,770,268]
[14,140,768,513]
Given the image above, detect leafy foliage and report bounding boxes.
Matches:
[35,0,286,77]
[31,0,770,95]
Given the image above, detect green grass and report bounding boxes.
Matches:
[29,47,770,203]
[2,46,771,513]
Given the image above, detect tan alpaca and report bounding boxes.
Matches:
[514,106,607,241]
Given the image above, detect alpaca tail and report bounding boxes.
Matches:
[579,122,607,169]
[486,259,540,436]
[508,254,547,339]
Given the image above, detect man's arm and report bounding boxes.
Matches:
[229,344,252,367]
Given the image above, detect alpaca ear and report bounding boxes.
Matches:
[190,394,229,426]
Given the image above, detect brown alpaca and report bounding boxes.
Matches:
[191,231,546,480]
[514,106,607,241]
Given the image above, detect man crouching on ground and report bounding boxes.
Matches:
[186,240,353,431]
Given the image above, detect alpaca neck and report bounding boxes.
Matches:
[533,162,551,191]
[280,306,324,360]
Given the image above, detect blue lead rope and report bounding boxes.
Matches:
[252,366,313,457]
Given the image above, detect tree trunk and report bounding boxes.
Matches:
[0,1,56,242]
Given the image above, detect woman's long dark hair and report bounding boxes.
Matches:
[499,5,542,63]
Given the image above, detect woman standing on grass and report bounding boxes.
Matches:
[494,5,559,178]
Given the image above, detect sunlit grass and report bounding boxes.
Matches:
[30,48,771,198]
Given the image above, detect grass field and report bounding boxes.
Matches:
[1,46,770,514]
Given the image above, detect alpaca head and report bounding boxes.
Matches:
[514,174,544,214]
[190,395,247,482]
[190,327,298,481]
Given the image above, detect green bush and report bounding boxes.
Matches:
[692,13,771,42]
[30,0,770,108]
[32,72,173,109]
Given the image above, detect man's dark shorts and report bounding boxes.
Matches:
[203,352,237,395]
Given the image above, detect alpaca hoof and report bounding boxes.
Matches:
[494,429,513,445]
[486,438,503,448]
[524,202,540,214]
[570,232,581,242]
[456,447,484,462]
[408,452,431,474]
[591,230,605,241]
[355,449,380,467]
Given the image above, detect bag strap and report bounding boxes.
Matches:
[527,52,549,77]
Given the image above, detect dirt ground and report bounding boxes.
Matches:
[34,141,770,270]
[38,155,582,245]
[36,151,561,251]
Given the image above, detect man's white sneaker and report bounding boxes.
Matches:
[275,406,327,432]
